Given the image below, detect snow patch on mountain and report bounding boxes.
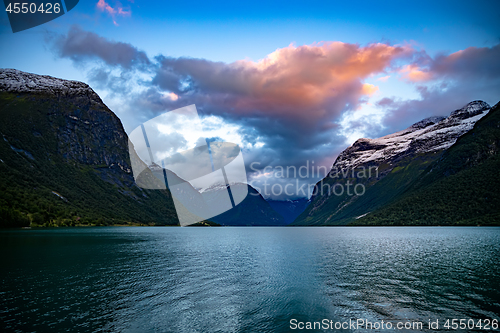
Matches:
[334,101,491,171]
[199,182,249,193]
[0,68,101,101]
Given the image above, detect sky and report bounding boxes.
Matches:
[1,0,499,199]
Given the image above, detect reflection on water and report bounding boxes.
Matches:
[1,227,499,332]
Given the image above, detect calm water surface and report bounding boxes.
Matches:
[1,227,499,332]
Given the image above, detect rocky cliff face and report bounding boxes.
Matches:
[1,69,130,170]
[0,69,177,226]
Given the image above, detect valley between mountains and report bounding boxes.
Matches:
[1,69,499,227]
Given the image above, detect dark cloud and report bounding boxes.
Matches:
[400,44,500,83]
[430,44,500,80]
[86,67,139,96]
[53,25,150,69]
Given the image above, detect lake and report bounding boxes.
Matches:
[1,227,499,332]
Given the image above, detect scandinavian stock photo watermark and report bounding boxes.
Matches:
[289,318,499,331]
[128,105,248,226]
[249,162,379,198]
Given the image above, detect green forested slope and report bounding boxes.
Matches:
[0,90,179,227]
[292,153,441,225]
[353,102,500,226]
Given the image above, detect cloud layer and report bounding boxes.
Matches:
[54,26,149,69]
[153,43,410,122]
[49,26,500,198]
[382,45,500,132]
[401,44,500,83]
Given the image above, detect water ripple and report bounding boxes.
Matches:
[1,227,499,332]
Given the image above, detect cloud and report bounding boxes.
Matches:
[399,44,500,83]
[399,64,433,82]
[430,44,500,80]
[96,0,131,26]
[152,42,412,125]
[50,26,500,198]
[53,25,150,69]
[380,44,500,132]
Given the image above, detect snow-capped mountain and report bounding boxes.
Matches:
[333,101,491,171]
[147,163,245,194]
[0,69,100,99]
[199,182,234,193]
[293,100,495,226]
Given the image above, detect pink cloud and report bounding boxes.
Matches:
[399,44,500,83]
[430,45,500,79]
[154,42,414,125]
[96,0,131,26]
[399,64,433,82]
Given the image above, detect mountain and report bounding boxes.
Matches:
[352,101,500,225]
[206,184,287,226]
[293,100,493,226]
[149,164,286,226]
[0,68,178,227]
[266,198,310,224]
[0,69,283,228]
[333,101,490,172]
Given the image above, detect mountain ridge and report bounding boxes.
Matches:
[148,161,286,226]
[333,100,491,173]
[352,101,500,225]
[293,100,495,226]
[0,68,102,100]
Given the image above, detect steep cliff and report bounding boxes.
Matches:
[0,69,178,226]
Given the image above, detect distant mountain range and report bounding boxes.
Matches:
[150,162,286,226]
[0,69,281,227]
[293,100,500,225]
[208,184,286,226]
[266,198,310,224]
